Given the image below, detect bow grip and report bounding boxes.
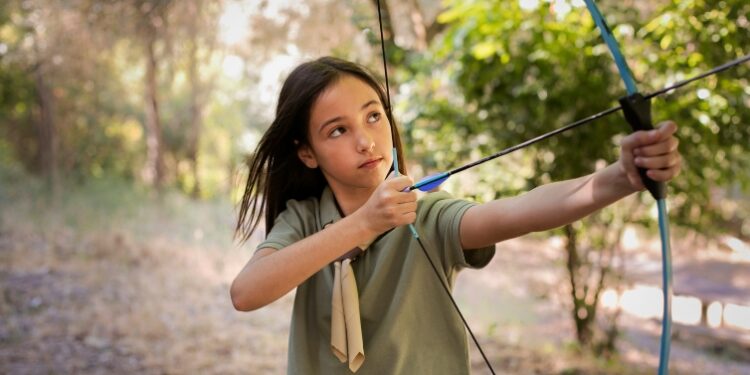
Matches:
[618,93,667,200]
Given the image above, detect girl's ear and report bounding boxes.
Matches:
[297,144,319,169]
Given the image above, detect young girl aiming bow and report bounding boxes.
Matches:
[230,57,682,374]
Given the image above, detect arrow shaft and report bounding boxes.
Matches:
[645,53,750,100]
[408,52,750,190]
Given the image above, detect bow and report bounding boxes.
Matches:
[583,1,672,373]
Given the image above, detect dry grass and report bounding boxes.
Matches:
[0,173,294,374]
[1,174,748,374]
[0,217,296,374]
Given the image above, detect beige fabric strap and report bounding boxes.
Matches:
[331,262,347,363]
[331,258,365,372]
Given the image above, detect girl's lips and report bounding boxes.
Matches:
[359,157,383,169]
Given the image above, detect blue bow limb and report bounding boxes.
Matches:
[584,1,673,374]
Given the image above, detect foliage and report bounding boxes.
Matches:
[417,1,623,184]
[638,0,750,235]
[0,0,382,198]
[402,0,749,231]
[396,0,749,350]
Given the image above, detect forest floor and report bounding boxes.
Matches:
[1,178,749,374]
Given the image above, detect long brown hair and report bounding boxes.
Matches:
[235,57,407,242]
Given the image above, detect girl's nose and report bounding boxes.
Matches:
[357,131,375,153]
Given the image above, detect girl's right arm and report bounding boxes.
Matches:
[230,175,417,311]
[230,213,373,311]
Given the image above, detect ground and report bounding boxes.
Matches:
[1,184,748,374]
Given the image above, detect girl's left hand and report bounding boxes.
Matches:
[619,120,682,191]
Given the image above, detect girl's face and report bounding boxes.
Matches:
[298,75,394,194]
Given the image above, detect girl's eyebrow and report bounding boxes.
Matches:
[318,99,380,133]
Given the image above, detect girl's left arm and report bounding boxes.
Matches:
[459,121,681,249]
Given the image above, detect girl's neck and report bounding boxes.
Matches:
[329,185,375,217]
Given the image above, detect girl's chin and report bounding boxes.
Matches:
[360,175,387,187]
[359,164,389,178]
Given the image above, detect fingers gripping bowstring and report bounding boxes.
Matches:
[375,1,496,373]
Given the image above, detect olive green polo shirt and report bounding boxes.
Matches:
[257,187,495,375]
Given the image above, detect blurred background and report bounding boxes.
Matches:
[1,0,748,373]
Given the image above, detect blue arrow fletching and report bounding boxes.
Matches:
[412,172,450,192]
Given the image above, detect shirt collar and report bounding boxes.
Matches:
[319,186,342,228]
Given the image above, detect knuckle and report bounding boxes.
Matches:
[670,154,679,166]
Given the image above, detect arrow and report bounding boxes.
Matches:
[407,52,750,193]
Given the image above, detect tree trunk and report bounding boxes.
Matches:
[371,0,445,50]
[564,224,595,346]
[33,64,59,196]
[564,220,626,352]
[143,31,165,188]
[407,0,427,50]
[371,0,395,41]
[186,17,202,198]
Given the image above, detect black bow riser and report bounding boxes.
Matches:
[618,93,667,200]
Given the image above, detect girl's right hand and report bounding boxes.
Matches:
[357,173,418,236]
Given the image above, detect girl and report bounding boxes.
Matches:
[230,57,682,374]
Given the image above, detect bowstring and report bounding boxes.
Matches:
[375,1,496,373]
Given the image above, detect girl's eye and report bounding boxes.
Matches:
[330,126,346,138]
[367,112,381,124]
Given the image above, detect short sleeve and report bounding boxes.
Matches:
[415,192,495,273]
[255,198,319,252]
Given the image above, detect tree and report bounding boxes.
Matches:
[0,0,133,190]
[1,1,62,192]
[133,0,172,188]
[162,1,223,197]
